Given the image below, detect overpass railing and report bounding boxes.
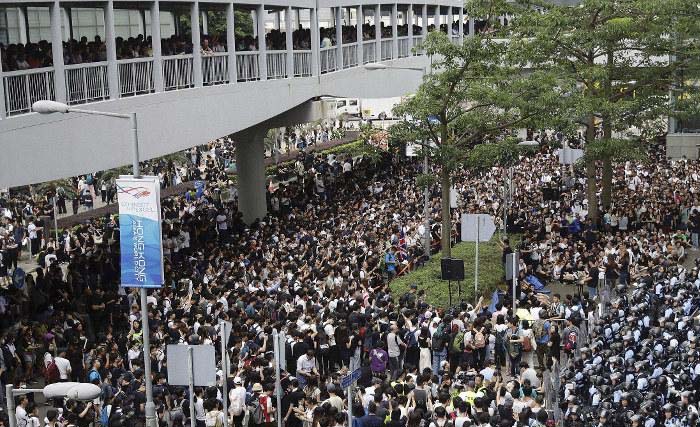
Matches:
[236,52,260,81]
[163,55,194,90]
[381,39,394,60]
[363,41,376,64]
[343,43,358,68]
[293,51,312,77]
[2,67,55,116]
[118,58,154,97]
[64,62,109,105]
[320,47,337,74]
[398,37,410,58]
[413,36,424,55]
[266,51,288,79]
[203,52,229,85]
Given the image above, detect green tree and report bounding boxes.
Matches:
[391,31,561,258]
[509,0,700,218]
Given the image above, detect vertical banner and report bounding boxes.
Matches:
[116,176,164,288]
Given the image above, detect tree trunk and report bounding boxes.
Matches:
[585,115,599,222]
[440,166,452,258]
[601,157,612,210]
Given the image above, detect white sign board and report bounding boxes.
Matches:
[461,214,496,242]
[167,345,217,387]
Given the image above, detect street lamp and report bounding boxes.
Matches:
[32,100,157,427]
[5,383,101,427]
[364,64,431,259]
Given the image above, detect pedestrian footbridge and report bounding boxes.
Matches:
[0,0,465,189]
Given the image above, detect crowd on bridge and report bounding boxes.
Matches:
[0,127,699,427]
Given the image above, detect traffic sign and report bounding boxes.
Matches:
[461,214,496,242]
[341,369,362,389]
[505,252,520,280]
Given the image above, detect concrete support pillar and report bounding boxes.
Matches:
[273,10,280,29]
[458,8,464,43]
[421,4,428,39]
[447,7,453,38]
[356,6,363,61]
[311,7,320,76]
[296,9,301,29]
[140,10,147,36]
[50,0,67,103]
[104,0,119,99]
[469,17,475,36]
[335,7,343,69]
[201,10,208,35]
[407,5,414,51]
[226,3,237,82]
[257,4,267,80]
[391,3,398,59]
[251,9,257,37]
[191,1,203,87]
[17,7,28,44]
[151,1,164,92]
[62,8,71,40]
[236,131,267,224]
[285,6,294,77]
[374,4,381,62]
[66,7,74,40]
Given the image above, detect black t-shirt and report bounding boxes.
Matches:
[588,267,599,287]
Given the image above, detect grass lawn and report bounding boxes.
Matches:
[390,236,515,307]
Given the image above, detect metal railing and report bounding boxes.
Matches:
[118,58,154,97]
[398,37,410,58]
[266,51,287,79]
[413,36,424,56]
[163,55,194,91]
[381,39,394,60]
[342,43,358,68]
[236,52,260,81]
[2,67,55,116]
[64,62,109,105]
[320,47,337,74]
[293,51,312,77]
[363,41,376,64]
[202,52,229,86]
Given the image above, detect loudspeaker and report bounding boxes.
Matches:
[441,258,465,281]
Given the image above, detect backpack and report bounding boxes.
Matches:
[249,398,265,426]
[205,411,223,427]
[431,330,445,351]
[451,332,464,353]
[495,329,508,352]
[169,399,185,422]
[230,390,244,416]
[533,320,546,340]
[473,328,486,349]
[44,360,60,384]
[404,329,418,349]
[564,330,578,352]
[522,336,532,352]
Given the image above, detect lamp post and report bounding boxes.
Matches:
[6,383,101,427]
[364,63,431,258]
[32,100,158,427]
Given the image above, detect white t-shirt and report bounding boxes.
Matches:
[54,356,72,380]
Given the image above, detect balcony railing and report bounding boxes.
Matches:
[266,51,287,79]
[203,52,229,86]
[293,51,312,77]
[320,47,337,74]
[3,67,55,116]
[236,52,260,82]
[342,43,358,68]
[363,41,376,64]
[118,58,154,97]
[163,55,194,91]
[65,62,109,105]
[381,39,393,60]
[398,37,410,58]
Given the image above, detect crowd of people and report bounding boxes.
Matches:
[0,126,699,427]
[1,13,497,72]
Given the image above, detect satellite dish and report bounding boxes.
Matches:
[65,384,102,401]
[43,382,81,399]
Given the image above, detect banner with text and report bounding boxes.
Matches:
[117,176,164,288]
